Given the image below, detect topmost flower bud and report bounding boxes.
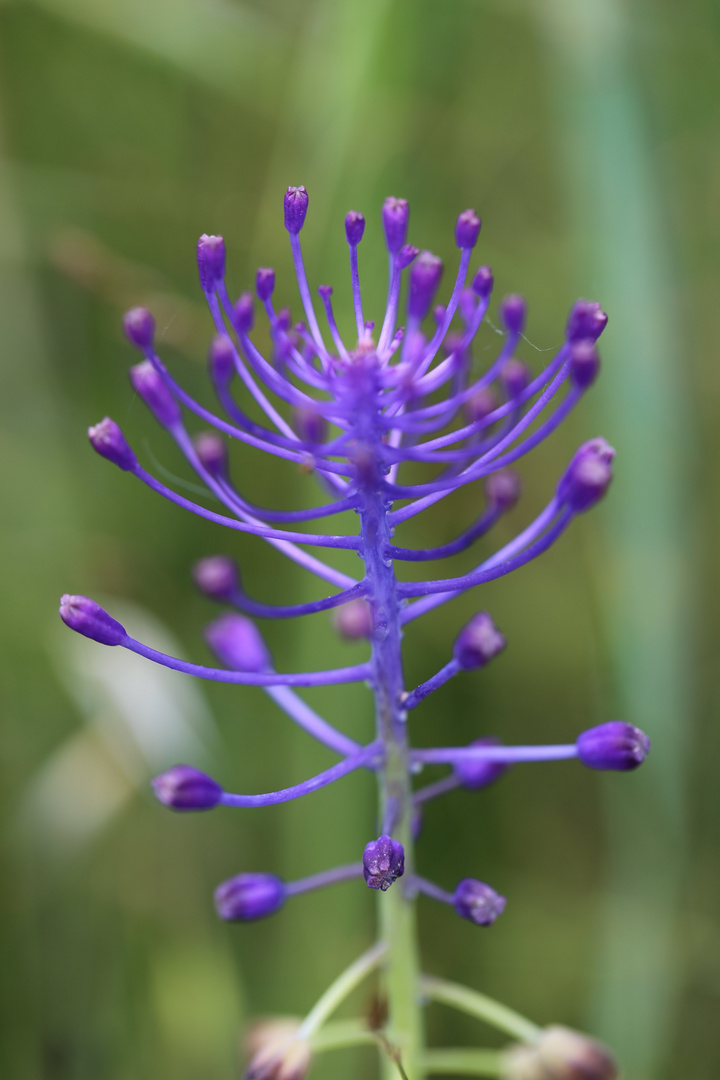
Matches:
[455,209,481,249]
[504,1025,618,1080]
[59,594,126,646]
[382,196,409,254]
[408,252,444,320]
[196,234,226,294]
[453,612,506,669]
[500,294,527,335]
[566,299,608,343]
[284,186,309,234]
[345,210,365,246]
[256,267,276,301]
[123,306,155,351]
[557,437,615,513]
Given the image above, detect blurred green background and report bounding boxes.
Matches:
[0,0,716,1077]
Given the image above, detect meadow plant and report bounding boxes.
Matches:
[60,186,650,1079]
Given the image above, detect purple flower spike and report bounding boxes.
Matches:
[455,209,481,249]
[194,431,228,477]
[453,612,506,670]
[500,294,527,335]
[382,196,409,254]
[88,417,137,471]
[471,265,494,298]
[205,613,272,673]
[570,339,601,390]
[557,437,615,513]
[502,358,531,399]
[409,252,444,321]
[193,555,239,601]
[363,834,405,891]
[485,470,521,511]
[152,764,223,811]
[292,407,327,445]
[215,872,286,921]
[129,360,181,428]
[566,298,608,343]
[453,878,506,926]
[59,594,126,646]
[196,234,226,294]
[333,598,373,640]
[123,306,155,351]
[233,292,255,333]
[345,210,365,246]
[256,267,276,301]
[208,335,234,384]
[454,737,509,790]
[576,721,651,771]
[398,244,420,270]
[284,186,309,234]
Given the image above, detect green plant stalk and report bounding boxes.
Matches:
[422,1048,506,1076]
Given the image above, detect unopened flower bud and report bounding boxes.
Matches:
[409,252,444,321]
[453,878,506,925]
[464,387,498,424]
[59,594,126,646]
[333,599,372,640]
[454,737,509,790]
[363,834,404,891]
[502,358,531,398]
[123,306,155,351]
[500,294,526,335]
[566,299,608,343]
[455,209,481,249]
[284,186,308,234]
[557,438,615,513]
[576,721,650,771]
[197,234,226,293]
[459,287,476,325]
[453,612,506,670]
[485,470,521,511]
[345,211,365,246]
[569,339,600,390]
[246,1019,312,1080]
[151,764,223,811]
[382,196,409,254]
[129,361,181,427]
[472,265,494,298]
[234,292,255,333]
[215,872,286,921]
[88,417,137,471]
[194,431,228,477]
[205,613,271,673]
[504,1025,618,1080]
[292,407,327,445]
[397,244,420,270]
[193,555,239,600]
[208,335,235,384]
[256,267,276,301]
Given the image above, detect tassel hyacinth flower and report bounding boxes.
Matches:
[60,185,647,1079]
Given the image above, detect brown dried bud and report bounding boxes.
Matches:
[244,1018,312,1080]
[504,1026,618,1080]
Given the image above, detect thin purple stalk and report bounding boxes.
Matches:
[348,242,364,340]
[412,875,455,906]
[289,233,329,361]
[378,255,401,355]
[389,504,502,561]
[411,744,578,766]
[220,741,380,807]
[413,773,461,805]
[229,580,368,620]
[318,289,350,360]
[264,685,362,757]
[403,660,461,710]
[285,862,364,896]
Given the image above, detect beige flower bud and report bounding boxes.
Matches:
[504,1025,618,1080]
[245,1018,312,1080]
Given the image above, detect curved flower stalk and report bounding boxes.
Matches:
[60,186,646,1080]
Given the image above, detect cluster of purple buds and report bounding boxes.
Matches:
[60,183,647,1075]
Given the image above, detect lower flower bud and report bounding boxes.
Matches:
[215,873,286,921]
[453,612,506,670]
[576,721,650,771]
[453,878,506,925]
[363,834,405,891]
[504,1025,618,1080]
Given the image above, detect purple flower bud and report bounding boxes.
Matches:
[233,291,254,333]
[194,431,228,477]
[59,594,127,646]
[433,304,447,327]
[408,252,444,321]
[442,333,465,360]
[454,737,509,790]
[471,265,494,298]
[363,834,405,891]
[123,306,155,351]
[208,335,235,384]
[464,387,498,424]
[501,358,531,398]
[333,599,372,640]
[215,873,286,921]
[453,879,506,926]
[576,721,650,771]
[292,407,327,445]
[88,417,137,471]
[151,764,223,811]
[500,294,526,335]
[455,209,482,249]
[284,186,309,234]
[205,613,271,673]
[345,210,365,246]
[193,555,239,600]
[129,360,181,428]
[569,339,600,390]
[196,234,226,293]
[566,299,608,343]
[397,244,420,270]
[505,1025,618,1080]
[459,287,476,325]
[485,470,521,511]
[382,197,409,254]
[557,437,615,513]
[317,285,332,302]
[256,267,276,301]
[276,307,292,332]
[453,612,506,670]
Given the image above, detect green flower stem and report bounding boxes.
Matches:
[309,1019,377,1052]
[420,976,540,1044]
[421,1049,506,1076]
[297,941,387,1041]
